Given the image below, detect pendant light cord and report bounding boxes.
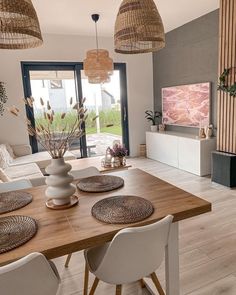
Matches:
[95,21,99,59]
[91,14,100,60]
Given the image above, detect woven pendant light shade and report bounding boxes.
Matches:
[114,0,165,54]
[0,0,43,49]
[83,14,114,84]
[84,49,113,84]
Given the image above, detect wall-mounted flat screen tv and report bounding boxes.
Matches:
[162,82,210,127]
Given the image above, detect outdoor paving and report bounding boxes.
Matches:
[70,132,122,158]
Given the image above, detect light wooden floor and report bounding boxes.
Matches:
[54,157,236,295]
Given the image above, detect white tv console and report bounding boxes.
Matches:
[146,131,217,176]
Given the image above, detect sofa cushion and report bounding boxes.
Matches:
[11,144,32,157]
[4,163,43,181]
[0,144,13,169]
[11,151,76,169]
[0,168,11,182]
[5,143,15,159]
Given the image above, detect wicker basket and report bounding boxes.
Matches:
[139,144,147,157]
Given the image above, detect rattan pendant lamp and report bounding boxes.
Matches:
[0,0,43,49]
[114,0,165,54]
[84,14,113,84]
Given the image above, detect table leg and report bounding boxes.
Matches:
[143,222,180,295]
[165,222,180,295]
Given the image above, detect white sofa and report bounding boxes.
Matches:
[9,144,76,169]
[0,143,76,184]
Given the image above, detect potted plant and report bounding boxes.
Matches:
[145,110,162,132]
[110,144,128,167]
[8,97,90,209]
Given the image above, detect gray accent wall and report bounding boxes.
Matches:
[153,10,219,135]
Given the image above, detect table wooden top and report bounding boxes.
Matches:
[68,156,132,173]
[0,169,211,266]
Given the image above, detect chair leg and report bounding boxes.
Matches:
[150,273,165,295]
[139,279,146,289]
[83,262,89,295]
[89,277,99,295]
[116,285,122,295]
[64,253,72,268]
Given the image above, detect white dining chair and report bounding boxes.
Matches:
[0,179,32,193]
[70,166,100,180]
[64,166,100,268]
[0,252,60,295]
[83,215,173,295]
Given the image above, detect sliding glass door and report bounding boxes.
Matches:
[21,62,129,157]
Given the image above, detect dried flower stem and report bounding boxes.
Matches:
[8,97,88,159]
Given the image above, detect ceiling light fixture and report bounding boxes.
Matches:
[0,0,43,49]
[114,0,165,54]
[84,14,113,84]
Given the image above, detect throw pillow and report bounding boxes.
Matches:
[0,167,11,182]
[0,148,8,169]
[0,144,13,168]
[5,143,15,159]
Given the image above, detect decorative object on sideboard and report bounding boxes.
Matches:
[205,124,214,139]
[145,110,162,132]
[162,83,210,127]
[199,127,206,139]
[150,125,158,132]
[7,97,89,209]
[114,0,165,54]
[110,144,128,167]
[0,82,7,115]
[0,0,43,49]
[218,67,236,97]
[159,124,165,132]
[84,14,113,84]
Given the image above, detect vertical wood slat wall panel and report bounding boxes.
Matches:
[228,1,234,151]
[217,0,236,153]
[232,0,236,151]
[217,0,224,151]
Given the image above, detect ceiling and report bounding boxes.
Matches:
[33,0,219,37]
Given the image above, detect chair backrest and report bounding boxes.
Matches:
[0,253,60,295]
[70,166,100,180]
[0,179,32,193]
[96,215,173,284]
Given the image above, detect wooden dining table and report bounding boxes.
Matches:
[0,169,211,295]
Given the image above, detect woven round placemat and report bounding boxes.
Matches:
[0,215,37,254]
[0,191,33,214]
[91,195,154,224]
[77,175,124,193]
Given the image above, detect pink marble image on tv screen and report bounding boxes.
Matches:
[162,82,210,127]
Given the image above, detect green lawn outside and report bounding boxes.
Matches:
[35,109,122,137]
[86,125,122,136]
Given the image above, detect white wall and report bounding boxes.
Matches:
[0,34,153,156]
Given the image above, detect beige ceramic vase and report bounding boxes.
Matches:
[45,158,76,206]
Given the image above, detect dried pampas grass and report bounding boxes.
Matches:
[8,97,88,159]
